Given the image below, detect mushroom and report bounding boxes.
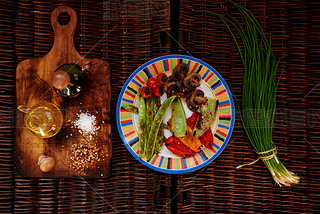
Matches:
[183,73,201,88]
[182,86,193,98]
[167,82,186,98]
[186,89,208,112]
[172,63,189,81]
[38,155,55,172]
[164,77,176,92]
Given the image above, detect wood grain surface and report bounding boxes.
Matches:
[15,6,111,178]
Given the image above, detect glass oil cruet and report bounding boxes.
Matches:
[17,102,63,138]
[51,63,90,98]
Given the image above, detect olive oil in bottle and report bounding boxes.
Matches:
[52,63,88,98]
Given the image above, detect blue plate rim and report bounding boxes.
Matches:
[116,54,235,174]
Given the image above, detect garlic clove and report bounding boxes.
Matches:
[38,155,55,172]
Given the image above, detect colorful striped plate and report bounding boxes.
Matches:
[116,55,235,173]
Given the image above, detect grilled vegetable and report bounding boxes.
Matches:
[171,98,188,137]
[155,136,166,154]
[186,112,199,128]
[163,123,168,130]
[192,97,218,138]
[155,96,165,153]
[146,95,155,135]
[167,118,202,153]
[183,73,201,89]
[153,85,164,97]
[146,77,158,89]
[186,89,208,112]
[141,85,152,98]
[165,137,195,157]
[121,104,138,114]
[164,64,193,99]
[187,112,213,149]
[138,95,147,157]
[179,126,202,152]
[165,81,186,98]
[146,95,176,161]
[203,127,213,149]
[157,73,168,85]
[172,63,189,81]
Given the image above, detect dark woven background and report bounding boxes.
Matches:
[0,0,319,213]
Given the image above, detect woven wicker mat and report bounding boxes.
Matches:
[0,0,319,213]
[176,0,320,213]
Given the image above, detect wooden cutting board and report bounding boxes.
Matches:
[16,6,112,178]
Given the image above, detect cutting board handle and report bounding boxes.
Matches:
[49,6,80,59]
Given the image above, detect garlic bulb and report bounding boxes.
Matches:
[38,155,55,172]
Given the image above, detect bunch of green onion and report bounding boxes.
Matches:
[207,0,299,186]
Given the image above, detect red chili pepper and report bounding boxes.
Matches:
[165,137,195,157]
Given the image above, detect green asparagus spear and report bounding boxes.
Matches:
[146,95,176,160]
[138,95,147,157]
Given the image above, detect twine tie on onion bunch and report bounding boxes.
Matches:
[237,145,277,169]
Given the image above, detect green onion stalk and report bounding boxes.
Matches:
[206,0,299,186]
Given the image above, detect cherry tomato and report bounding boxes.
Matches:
[153,85,164,97]
[140,86,152,98]
[156,73,168,85]
[146,77,158,89]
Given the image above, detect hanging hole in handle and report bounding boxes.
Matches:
[58,12,70,25]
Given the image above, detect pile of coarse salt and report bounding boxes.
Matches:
[70,110,100,140]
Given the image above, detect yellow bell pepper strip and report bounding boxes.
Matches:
[178,126,202,153]
[167,118,202,153]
